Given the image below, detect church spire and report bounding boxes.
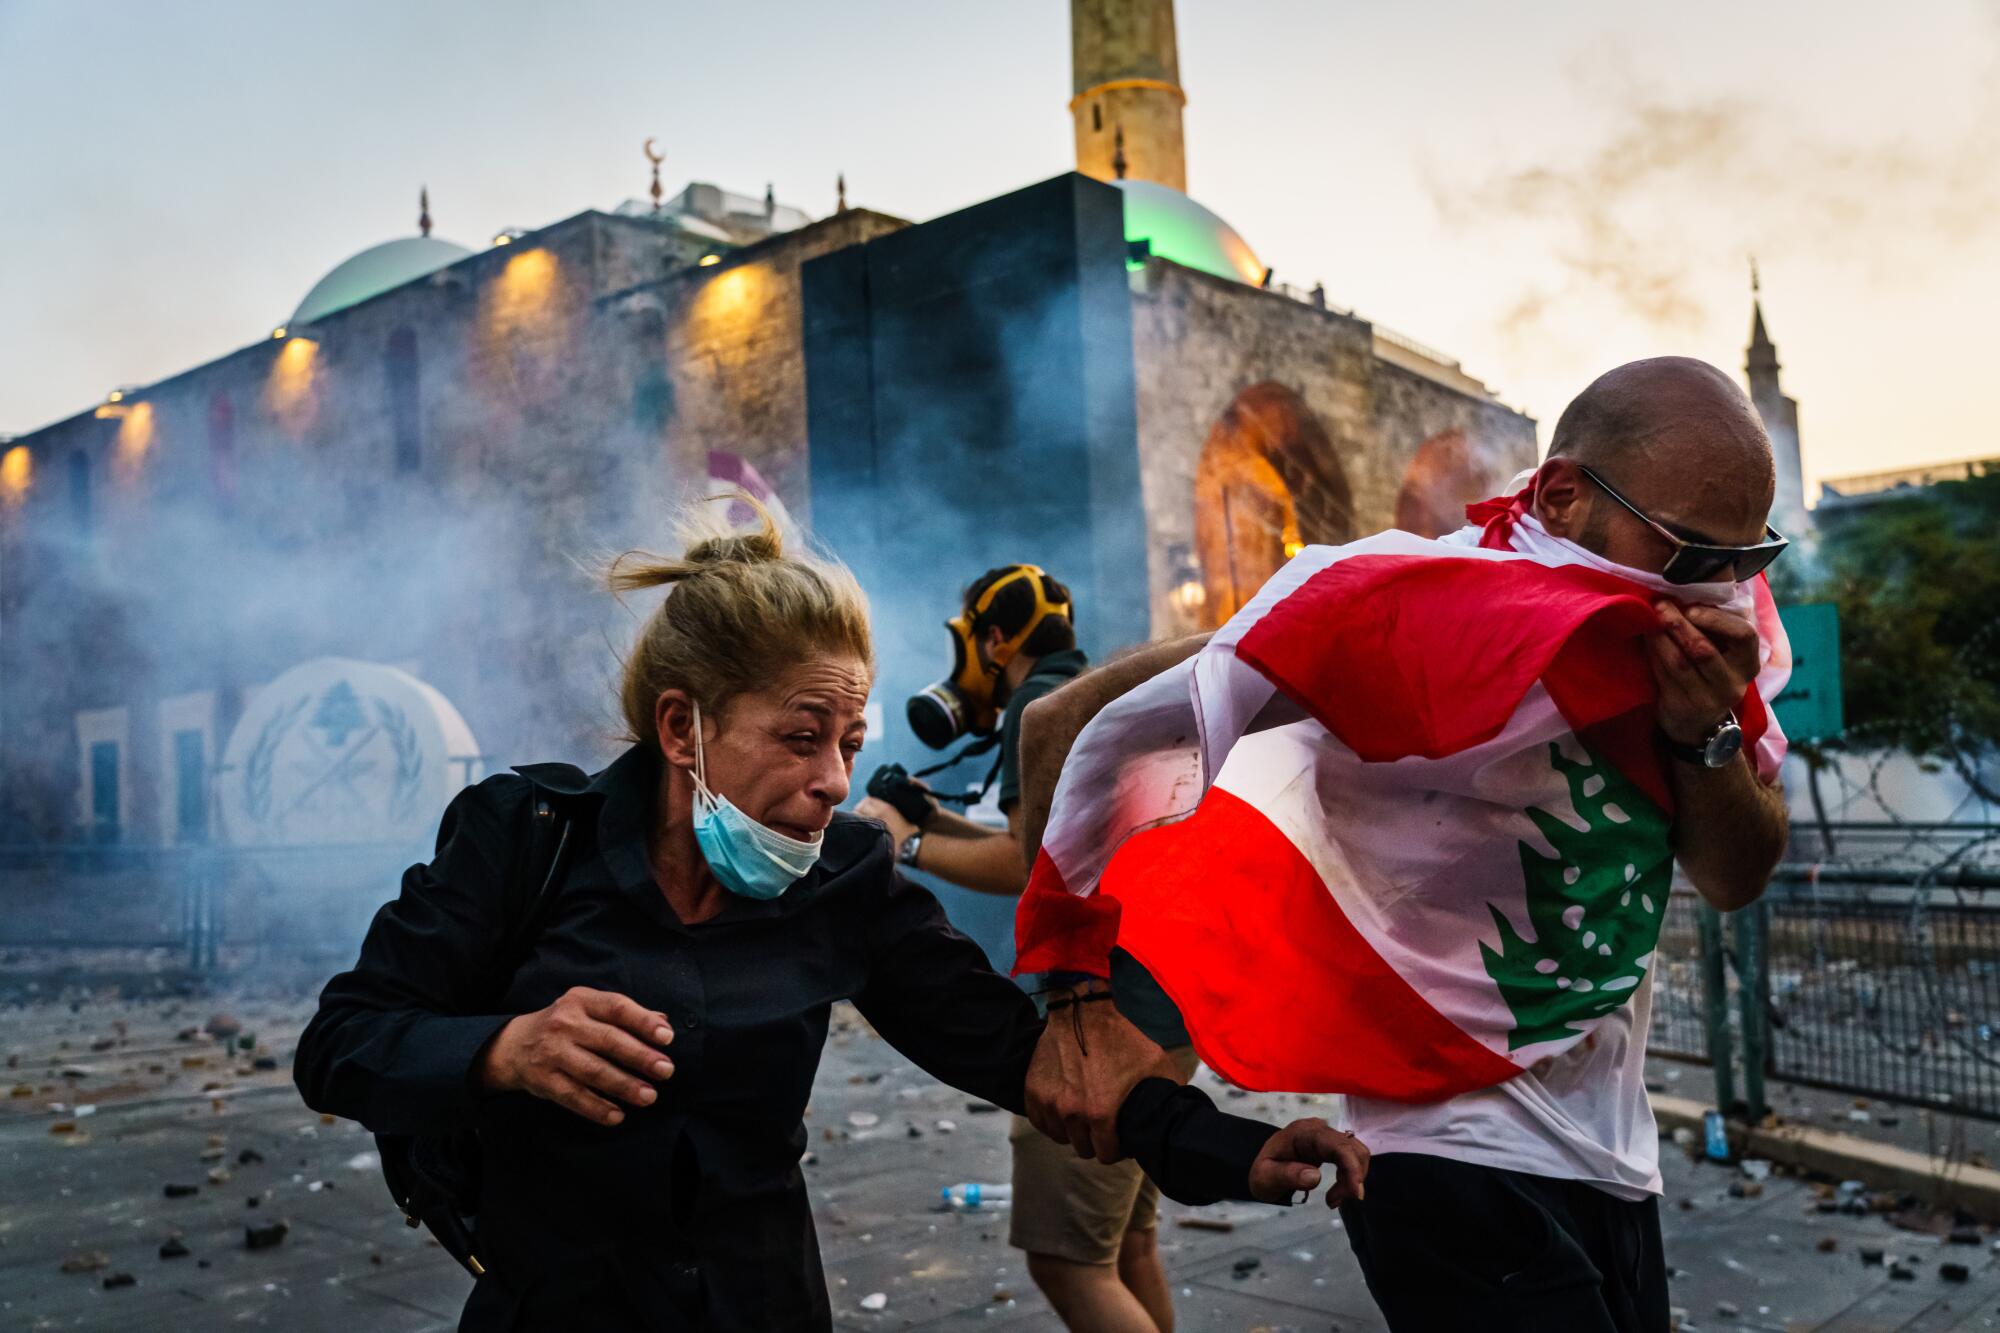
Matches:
[1746,256,1779,380]
[418,186,432,238]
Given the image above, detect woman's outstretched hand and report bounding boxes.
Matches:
[476,986,675,1126]
[1247,1117,1370,1207]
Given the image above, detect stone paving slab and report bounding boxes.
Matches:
[8,985,2000,1331]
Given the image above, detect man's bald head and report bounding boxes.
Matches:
[1537,357,1777,574]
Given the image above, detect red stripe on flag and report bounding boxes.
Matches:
[1014,850,1121,976]
[1105,787,1522,1099]
[1235,554,1681,809]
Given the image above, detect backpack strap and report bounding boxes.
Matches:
[488,790,578,1005]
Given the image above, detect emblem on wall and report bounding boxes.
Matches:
[218,658,482,847]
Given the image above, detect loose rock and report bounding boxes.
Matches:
[101,1272,136,1290]
[163,1182,199,1199]
[1941,1262,1970,1282]
[159,1238,190,1260]
[245,1220,290,1250]
[60,1250,109,1274]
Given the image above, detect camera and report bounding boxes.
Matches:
[865,763,936,829]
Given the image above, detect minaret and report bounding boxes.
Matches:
[1745,261,1809,534]
[1071,0,1187,192]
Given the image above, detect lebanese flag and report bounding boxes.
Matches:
[1015,497,1790,1100]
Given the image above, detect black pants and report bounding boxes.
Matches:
[1338,1153,1668,1333]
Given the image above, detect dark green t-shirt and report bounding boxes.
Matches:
[997,648,1191,1049]
[997,648,1088,813]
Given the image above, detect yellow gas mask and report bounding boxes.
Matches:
[906,565,1073,750]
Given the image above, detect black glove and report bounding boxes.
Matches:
[866,764,936,829]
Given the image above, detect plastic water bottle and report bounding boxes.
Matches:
[941,1182,1012,1210]
[1702,1109,1730,1162]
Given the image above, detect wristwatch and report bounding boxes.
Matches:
[1660,711,1744,769]
[897,831,924,867]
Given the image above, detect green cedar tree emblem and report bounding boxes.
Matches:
[1479,742,1672,1050]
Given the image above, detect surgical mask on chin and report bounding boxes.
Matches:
[687,701,823,900]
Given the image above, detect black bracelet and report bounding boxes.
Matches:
[1044,991,1118,1014]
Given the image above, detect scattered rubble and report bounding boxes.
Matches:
[1177,1216,1235,1233]
[245,1220,290,1250]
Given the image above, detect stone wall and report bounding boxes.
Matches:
[0,207,908,843]
[1128,258,1537,637]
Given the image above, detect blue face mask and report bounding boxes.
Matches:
[688,702,823,900]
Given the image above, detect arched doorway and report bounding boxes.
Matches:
[1191,383,1353,627]
[1394,428,1492,538]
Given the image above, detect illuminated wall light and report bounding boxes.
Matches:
[271,326,288,340]
[0,443,30,504]
[1166,542,1206,618]
[492,227,525,247]
[496,248,558,302]
[698,253,722,267]
[115,401,155,466]
[266,336,320,423]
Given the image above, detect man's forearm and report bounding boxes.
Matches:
[1018,633,1212,865]
[924,807,995,839]
[1671,755,1789,911]
[911,826,1028,896]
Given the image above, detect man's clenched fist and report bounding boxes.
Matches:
[476,986,675,1127]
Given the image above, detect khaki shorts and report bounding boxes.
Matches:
[1008,1045,1200,1265]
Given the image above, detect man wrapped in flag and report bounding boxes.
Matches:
[1018,358,1792,1333]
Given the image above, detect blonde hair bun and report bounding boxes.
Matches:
[606,491,873,742]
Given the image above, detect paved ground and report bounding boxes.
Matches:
[8,980,2000,1331]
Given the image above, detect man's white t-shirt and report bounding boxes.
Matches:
[1345,971,1662,1202]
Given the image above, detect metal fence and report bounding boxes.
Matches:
[1647,822,2000,1121]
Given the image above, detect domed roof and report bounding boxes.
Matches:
[292,235,473,325]
[1113,179,1264,286]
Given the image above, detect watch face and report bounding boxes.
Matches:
[1705,722,1745,768]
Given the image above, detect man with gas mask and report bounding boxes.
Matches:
[857,565,1199,1333]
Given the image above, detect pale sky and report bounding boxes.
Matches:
[3,0,1995,495]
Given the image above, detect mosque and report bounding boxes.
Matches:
[0,0,1794,867]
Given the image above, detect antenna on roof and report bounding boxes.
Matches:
[1750,254,1760,295]
[836,173,848,214]
[644,138,665,215]
[764,183,776,222]
[418,186,432,238]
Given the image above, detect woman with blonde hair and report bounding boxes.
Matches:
[296,497,1364,1331]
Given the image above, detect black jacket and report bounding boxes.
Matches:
[295,744,1276,1331]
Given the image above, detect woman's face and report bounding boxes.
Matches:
[659,654,872,839]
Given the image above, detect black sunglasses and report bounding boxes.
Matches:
[1574,464,1789,586]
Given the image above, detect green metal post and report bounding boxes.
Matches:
[1698,902,1737,1114]
[1732,901,1769,1123]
